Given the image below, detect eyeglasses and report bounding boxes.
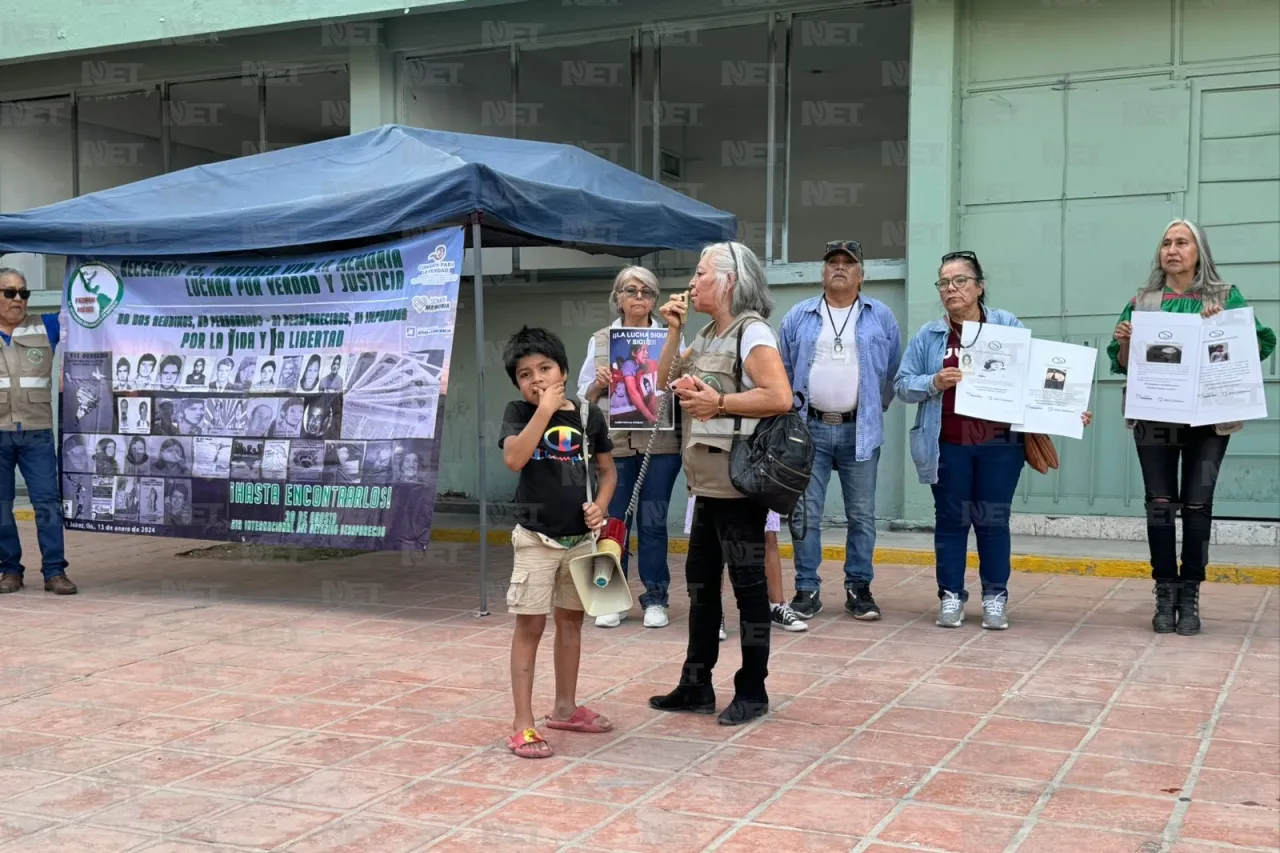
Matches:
[935,275,977,291]
[941,250,978,264]
[620,285,657,300]
[1,288,31,301]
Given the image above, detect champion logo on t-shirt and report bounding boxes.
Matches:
[532,425,584,463]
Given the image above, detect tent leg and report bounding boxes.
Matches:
[472,221,490,617]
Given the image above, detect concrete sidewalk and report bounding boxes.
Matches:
[0,524,1275,852]
[429,513,1280,586]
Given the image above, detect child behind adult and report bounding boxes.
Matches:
[499,327,618,759]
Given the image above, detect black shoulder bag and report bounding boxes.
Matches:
[728,320,815,530]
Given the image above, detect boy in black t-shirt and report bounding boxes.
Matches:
[498,327,617,758]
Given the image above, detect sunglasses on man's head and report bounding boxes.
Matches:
[825,240,863,257]
[1,288,31,301]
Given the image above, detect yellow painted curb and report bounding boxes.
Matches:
[427,527,1280,586]
[44,516,1278,585]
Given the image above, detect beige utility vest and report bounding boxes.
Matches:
[591,324,682,458]
[680,311,767,499]
[0,314,55,431]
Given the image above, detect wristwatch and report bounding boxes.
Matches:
[716,394,727,417]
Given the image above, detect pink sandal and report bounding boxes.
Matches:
[507,728,553,758]
[545,706,613,733]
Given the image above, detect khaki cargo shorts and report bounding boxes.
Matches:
[506,525,598,616]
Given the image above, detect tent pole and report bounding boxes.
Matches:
[472,219,489,617]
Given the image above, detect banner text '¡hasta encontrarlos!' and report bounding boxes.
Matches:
[229,482,394,511]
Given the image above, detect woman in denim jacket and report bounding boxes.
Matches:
[895,251,1090,631]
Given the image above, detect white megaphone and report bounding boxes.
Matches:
[568,400,634,618]
[568,522,632,618]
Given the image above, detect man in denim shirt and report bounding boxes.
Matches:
[778,241,901,620]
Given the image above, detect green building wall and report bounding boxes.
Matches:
[3,0,1277,522]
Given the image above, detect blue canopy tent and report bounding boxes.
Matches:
[0,124,737,613]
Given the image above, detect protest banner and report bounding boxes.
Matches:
[59,227,463,550]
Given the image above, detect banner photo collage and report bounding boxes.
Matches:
[60,227,464,550]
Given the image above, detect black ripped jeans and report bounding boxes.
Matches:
[1133,421,1230,583]
[682,496,770,702]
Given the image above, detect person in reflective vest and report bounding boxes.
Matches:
[0,269,76,595]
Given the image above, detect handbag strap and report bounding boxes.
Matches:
[580,398,593,508]
[731,322,749,433]
[730,319,804,428]
[622,331,685,529]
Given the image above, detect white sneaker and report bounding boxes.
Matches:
[718,613,728,641]
[772,602,808,632]
[936,591,965,628]
[595,611,627,628]
[643,604,669,628]
[982,595,1009,630]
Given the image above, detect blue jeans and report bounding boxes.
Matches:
[930,436,1024,600]
[793,420,879,592]
[608,452,681,608]
[0,429,69,580]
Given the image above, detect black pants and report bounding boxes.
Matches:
[1133,421,1230,583]
[681,496,770,702]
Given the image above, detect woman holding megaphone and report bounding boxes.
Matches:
[647,241,794,727]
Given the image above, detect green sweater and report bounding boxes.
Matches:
[1107,285,1276,375]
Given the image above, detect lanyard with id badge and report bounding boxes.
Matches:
[825,297,854,364]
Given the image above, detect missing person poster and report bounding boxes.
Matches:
[607,327,673,430]
[59,227,463,550]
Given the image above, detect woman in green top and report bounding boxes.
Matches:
[1109,219,1276,637]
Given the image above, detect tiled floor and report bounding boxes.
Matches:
[0,525,1276,852]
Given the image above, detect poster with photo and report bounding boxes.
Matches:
[139,477,166,525]
[606,327,673,430]
[61,353,114,433]
[60,228,462,549]
[62,474,92,522]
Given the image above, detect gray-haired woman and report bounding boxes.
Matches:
[1108,219,1275,636]
[576,266,685,630]
[648,241,793,726]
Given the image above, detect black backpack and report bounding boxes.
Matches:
[727,321,815,521]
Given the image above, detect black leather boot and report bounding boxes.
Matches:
[1152,582,1177,634]
[649,684,716,714]
[1176,582,1201,636]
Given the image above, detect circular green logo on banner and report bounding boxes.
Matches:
[66,263,124,329]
